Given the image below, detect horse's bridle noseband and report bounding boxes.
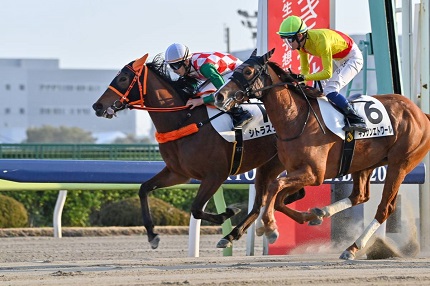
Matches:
[105,55,189,116]
[229,57,268,100]
[107,63,147,115]
[225,56,326,140]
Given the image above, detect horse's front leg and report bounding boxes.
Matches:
[190,177,239,224]
[139,167,189,249]
[260,178,294,244]
[275,188,315,223]
[217,157,289,248]
[263,174,318,244]
[255,188,307,236]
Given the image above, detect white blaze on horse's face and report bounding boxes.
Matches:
[213,80,237,111]
[218,66,257,111]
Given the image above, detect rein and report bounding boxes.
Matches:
[106,55,225,143]
[229,61,326,140]
[108,55,189,113]
[252,77,326,140]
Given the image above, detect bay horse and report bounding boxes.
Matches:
[214,49,430,260]
[92,53,304,249]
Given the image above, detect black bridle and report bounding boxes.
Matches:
[225,57,326,140]
[229,57,268,98]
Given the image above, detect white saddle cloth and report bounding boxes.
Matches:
[317,95,394,140]
[198,72,275,143]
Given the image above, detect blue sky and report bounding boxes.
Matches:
[1,0,373,70]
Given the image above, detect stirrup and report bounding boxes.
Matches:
[342,123,368,133]
[233,115,253,129]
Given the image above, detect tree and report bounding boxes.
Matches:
[112,133,152,144]
[25,125,96,143]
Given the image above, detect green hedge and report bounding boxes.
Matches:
[0,187,248,227]
[0,195,28,227]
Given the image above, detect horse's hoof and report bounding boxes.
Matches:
[149,234,160,249]
[311,207,327,217]
[266,230,279,244]
[308,217,323,226]
[255,227,265,237]
[308,208,326,225]
[339,250,356,260]
[216,238,232,248]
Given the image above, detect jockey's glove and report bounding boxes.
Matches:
[290,74,305,82]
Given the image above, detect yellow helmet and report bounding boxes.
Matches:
[277,16,308,37]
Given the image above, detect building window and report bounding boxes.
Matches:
[19,108,25,114]
[5,84,11,90]
[5,108,11,114]
[19,84,25,91]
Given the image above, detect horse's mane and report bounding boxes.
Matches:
[146,53,171,81]
[146,53,197,101]
[267,61,324,99]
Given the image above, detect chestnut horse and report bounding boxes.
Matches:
[214,49,430,260]
[92,54,304,249]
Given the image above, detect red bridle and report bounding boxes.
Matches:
[107,53,188,112]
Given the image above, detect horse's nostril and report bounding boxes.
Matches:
[216,93,224,103]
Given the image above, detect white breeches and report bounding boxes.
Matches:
[320,44,364,95]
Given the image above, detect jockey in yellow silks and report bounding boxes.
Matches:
[278,15,367,132]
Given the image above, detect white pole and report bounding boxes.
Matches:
[246,184,256,256]
[418,0,430,252]
[256,0,272,256]
[188,215,202,257]
[401,0,412,100]
[53,190,67,238]
[188,201,208,257]
[256,0,268,54]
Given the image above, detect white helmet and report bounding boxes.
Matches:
[165,43,192,64]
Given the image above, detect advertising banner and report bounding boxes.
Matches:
[267,0,331,75]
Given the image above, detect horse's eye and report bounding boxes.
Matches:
[244,70,253,76]
[118,76,128,82]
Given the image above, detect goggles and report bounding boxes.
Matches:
[281,36,295,48]
[280,19,303,48]
[281,36,295,43]
[169,61,185,71]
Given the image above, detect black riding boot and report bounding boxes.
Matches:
[340,104,368,132]
[229,106,253,129]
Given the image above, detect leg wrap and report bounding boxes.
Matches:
[321,198,352,217]
[355,219,381,249]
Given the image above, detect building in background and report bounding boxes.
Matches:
[0,42,375,144]
[0,59,154,143]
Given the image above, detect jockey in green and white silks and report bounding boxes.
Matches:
[278,15,367,133]
[165,43,252,128]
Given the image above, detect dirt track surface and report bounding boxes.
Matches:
[1,231,430,285]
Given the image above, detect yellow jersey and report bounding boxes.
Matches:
[299,29,354,81]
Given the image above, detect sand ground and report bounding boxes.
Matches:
[1,228,430,285]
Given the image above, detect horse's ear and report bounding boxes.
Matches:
[262,48,275,63]
[250,49,258,57]
[132,53,149,70]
